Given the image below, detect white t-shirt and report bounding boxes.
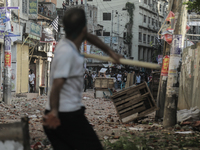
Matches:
[117,74,122,81]
[29,73,35,84]
[45,38,85,112]
[136,75,141,83]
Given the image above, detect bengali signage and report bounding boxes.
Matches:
[26,22,41,37]
[84,40,87,53]
[29,0,38,15]
[0,8,10,23]
[161,55,170,76]
[4,52,11,67]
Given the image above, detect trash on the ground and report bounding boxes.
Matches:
[177,107,200,122]
[0,141,23,150]
[111,82,158,123]
[129,127,144,131]
[175,131,194,134]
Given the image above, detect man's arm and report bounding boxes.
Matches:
[43,78,65,129]
[86,33,122,63]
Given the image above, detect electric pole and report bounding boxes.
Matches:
[110,10,114,49]
[117,11,120,53]
[3,0,12,104]
[163,0,188,127]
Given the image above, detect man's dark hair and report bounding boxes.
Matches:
[63,8,86,39]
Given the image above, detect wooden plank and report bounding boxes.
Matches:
[113,90,140,103]
[120,105,146,118]
[116,92,149,111]
[111,83,146,99]
[115,93,141,106]
[118,101,144,114]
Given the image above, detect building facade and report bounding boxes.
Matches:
[87,0,168,61]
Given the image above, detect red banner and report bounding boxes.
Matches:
[4,52,11,67]
[84,40,87,53]
[161,55,170,76]
[166,11,175,22]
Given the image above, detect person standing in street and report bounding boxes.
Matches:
[84,71,88,92]
[117,71,122,88]
[136,72,141,85]
[43,8,121,150]
[29,69,35,93]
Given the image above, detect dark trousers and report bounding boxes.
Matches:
[30,84,34,93]
[43,107,103,150]
[84,80,87,92]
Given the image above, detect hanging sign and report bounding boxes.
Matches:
[4,51,11,67]
[171,35,182,55]
[161,55,170,76]
[29,0,38,15]
[84,40,87,53]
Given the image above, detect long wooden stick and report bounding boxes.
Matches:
[83,53,161,70]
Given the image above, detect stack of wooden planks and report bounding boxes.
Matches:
[94,78,114,98]
[125,72,135,88]
[111,82,158,123]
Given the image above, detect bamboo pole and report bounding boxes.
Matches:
[83,53,161,70]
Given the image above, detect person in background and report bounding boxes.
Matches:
[29,69,35,93]
[117,71,122,88]
[88,71,92,89]
[122,71,127,89]
[136,72,141,85]
[84,71,88,92]
[81,0,83,4]
[92,72,96,88]
[111,72,117,89]
[76,0,78,5]
[148,73,152,87]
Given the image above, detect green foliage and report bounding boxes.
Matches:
[183,0,200,13]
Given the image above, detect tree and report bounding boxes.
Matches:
[183,0,200,13]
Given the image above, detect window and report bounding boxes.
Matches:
[103,32,110,36]
[148,17,151,24]
[143,34,146,43]
[123,32,127,39]
[148,35,150,43]
[90,10,92,18]
[148,0,151,5]
[159,21,161,27]
[156,20,158,27]
[22,0,27,14]
[144,15,146,23]
[160,4,162,12]
[152,18,154,25]
[139,32,142,42]
[144,0,147,4]
[103,13,111,20]
[151,36,154,44]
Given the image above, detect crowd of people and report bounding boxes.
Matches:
[62,0,84,10]
[83,69,153,92]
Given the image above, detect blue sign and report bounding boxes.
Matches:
[171,35,182,55]
[0,8,10,23]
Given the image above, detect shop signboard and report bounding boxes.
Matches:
[29,0,38,15]
[161,55,170,76]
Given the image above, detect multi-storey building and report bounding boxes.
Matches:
[87,0,168,62]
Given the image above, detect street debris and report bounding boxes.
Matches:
[0,91,200,149]
[0,141,23,150]
[111,82,158,123]
[177,107,200,122]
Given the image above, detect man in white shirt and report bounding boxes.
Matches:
[43,8,121,150]
[136,72,141,85]
[29,69,35,93]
